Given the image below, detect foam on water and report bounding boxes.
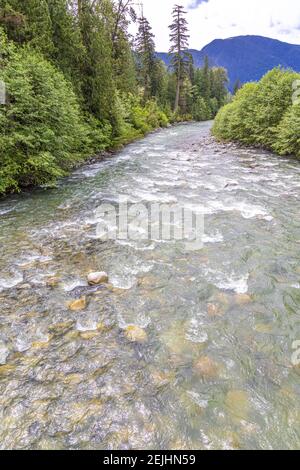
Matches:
[76,319,98,332]
[204,268,249,294]
[185,317,208,344]
[208,199,273,220]
[0,342,9,365]
[62,279,88,292]
[0,207,14,216]
[0,271,23,292]
[203,232,224,244]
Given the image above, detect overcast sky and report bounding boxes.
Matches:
[132,0,300,51]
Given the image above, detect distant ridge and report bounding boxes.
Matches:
[157,35,300,90]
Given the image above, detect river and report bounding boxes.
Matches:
[0,121,300,449]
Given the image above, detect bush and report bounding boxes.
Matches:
[0,29,108,194]
[192,96,211,121]
[111,92,169,147]
[273,103,300,157]
[212,67,300,157]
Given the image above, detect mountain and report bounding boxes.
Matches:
[157,35,300,90]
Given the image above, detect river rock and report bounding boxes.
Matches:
[207,303,224,317]
[215,292,231,306]
[46,276,61,288]
[124,325,147,343]
[234,294,252,305]
[68,297,86,311]
[194,356,219,378]
[225,390,249,420]
[151,369,175,387]
[87,272,109,285]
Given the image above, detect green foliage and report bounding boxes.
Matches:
[168,5,190,112]
[192,96,211,121]
[273,103,300,157]
[191,62,228,121]
[213,68,300,159]
[112,92,169,146]
[0,30,106,194]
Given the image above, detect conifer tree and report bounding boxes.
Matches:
[233,79,242,95]
[0,0,54,55]
[168,4,190,112]
[111,0,137,93]
[135,15,157,101]
[76,0,116,121]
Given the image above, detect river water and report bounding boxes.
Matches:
[0,122,300,449]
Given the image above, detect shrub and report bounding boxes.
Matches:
[273,103,300,158]
[212,67,300,157]
[111,92,169,146]
[0,30,108,194]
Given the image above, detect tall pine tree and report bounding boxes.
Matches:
[135,15,157,101]
[168,4,190,112]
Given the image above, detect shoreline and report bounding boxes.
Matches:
[0,121,195,202]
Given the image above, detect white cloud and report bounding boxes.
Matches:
[133,0,300,51]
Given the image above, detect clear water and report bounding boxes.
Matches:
[0,122,300,449]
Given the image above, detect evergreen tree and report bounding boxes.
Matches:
[168,4,190,112]
[76,0,116,122]
[200,55,210,101]
[210,67,229,108]
[135,15,157,101]
[111,0,136,93]
[46,0,84,96]
[0,0,54,55]
[233,79,242,95]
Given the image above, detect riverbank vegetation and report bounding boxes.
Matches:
[0,1,228,195]
[212,68,300,159]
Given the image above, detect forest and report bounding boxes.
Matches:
[0,0,228,195]
[213,67,300,158]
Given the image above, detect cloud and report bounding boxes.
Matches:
[134,0,300,51]
[188,0,209,8]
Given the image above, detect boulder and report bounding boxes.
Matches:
[68,297,86,311]
[194,356,219,378]
[124,325,147,343]
[87,272,109,285]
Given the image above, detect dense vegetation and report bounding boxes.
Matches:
[213,68,300,158]
[0,0,228,195]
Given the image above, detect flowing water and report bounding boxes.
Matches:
[0,121,300,450]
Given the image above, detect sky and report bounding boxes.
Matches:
[132,0,300,51]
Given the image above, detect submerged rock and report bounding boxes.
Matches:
[68,297,86,311]
[87,272,109,285]
[151,369,175,387]
[46,276,61,288]
[194,356,219,378]
[234,294,252,305]
[207,303,224,317]
[225,390,249,420]
[124,325,147,343]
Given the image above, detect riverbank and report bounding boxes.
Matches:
[0,120,194,200]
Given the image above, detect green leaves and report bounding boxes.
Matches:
[0,31,106,194]
[213,67,300,159]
